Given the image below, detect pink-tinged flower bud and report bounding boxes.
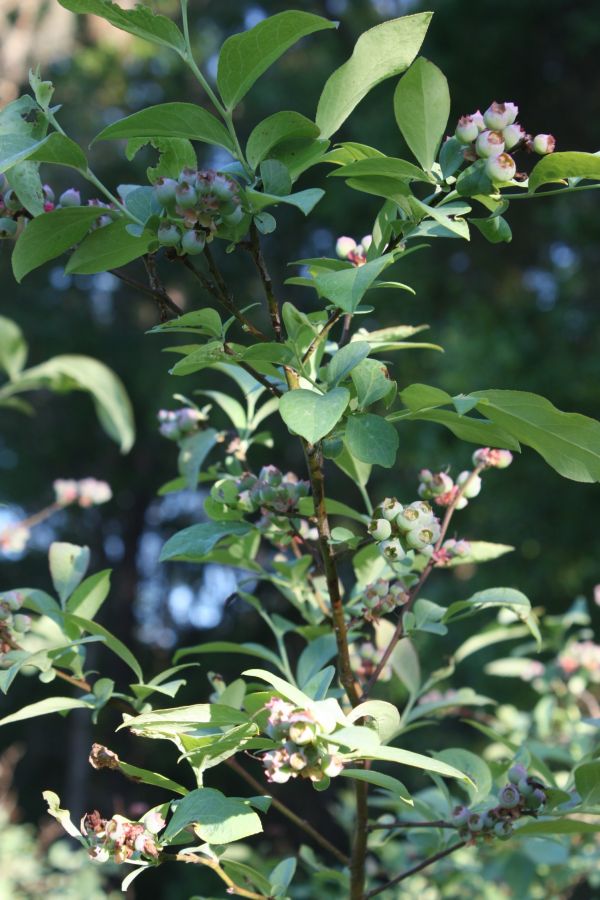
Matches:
[484,101,518,130]
[157,222,181,247]
[43,184,55,204]
[472,447,513,468]
[289,720,317,745]
[53,478,79,506]
[321,754,344,778]
[77,478,112,507]
[336,236,357,259]
[457,470,482,498]
[0,218,17,239]
[485,152,516,183]
[181,229,205,255]
[532,133,556,155]
[502,123,525,151]
[360,234,373,251]
[455,115,480,144]
[470,110,486,132]
[475,130,505,158]
[58,188,81,207]
[143,811,166,834]
[368,518,392,541]
[154,177,177,207]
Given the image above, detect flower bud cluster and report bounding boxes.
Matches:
[454,101,555,185]
[0,591,31,653]
[558,641,600,683]
[157,406,210,441]
[154,168,242,256]
[0,525,31,555]
[335,234,372,267]
[213,466,310,516]
[260,698,344,787]
[433,538,472,566]
[0,177,54,238]
[472,447,513,469]
[81,809,165,864]
[360,578,409,622]
[53,478,112,507]
[350,640,393,681]
[418,468,481,510]
[368,498,441,561]
[452,764,547,842]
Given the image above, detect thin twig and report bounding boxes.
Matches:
[226,757,349,866]
[168,849,268,899]
[247,222,283,342]
[141,254,184,319]
[338,313,352,348]
[110,267,182,319]
[365,840,467,897]
[223,344,282,397]
[360,465,485,700]
[367,819,457,832]
[182,255,268,341]
[301,310,342,364]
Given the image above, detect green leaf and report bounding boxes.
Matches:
[0,132,88,174]
[326,341,371,386]
[351,358,394,408]
[329,156,433,184]
[444,587,541,647]
[471,389,600,483]
[127,136,197,183]
[164,788,262,843]
[178,428,218,491]
[346,414,398,467]
[316,12,432,138]
[528,151,600,192]
[269,857,297,896]
[65,219,154,275]
[314,254,395,313]
[389,638,421,695]
[159,521,252,563]
[66,569,111,619]
[174,641,284,673]
[333,444,371,488]
[49,542,90,606]
[347,700,400,743]
[1,354,135,452]
[117,761,188,796]
[245,187,324,216]
[410,197,470,240]
[217,11,335,110]
[243,668,313,708]
[470,215,512,244]
[247,111,319,170]
[279,387,349,443]
[94,103,234,153]
[359,744,470,783]
[393,407,520,450]
[65,613,144,681]
[340,768,412,804]
[0,696,93,727]
[121,703,248,736]
[393,58,450,171]
[11,207,103,282]
[260,159,292,196]
[574,762,600,806]
[432,749,491,804]
[296,635,337,687]
[515,819,600,836]
[0,316,27,379]
[148,309,222,338]
[57,0,187,53]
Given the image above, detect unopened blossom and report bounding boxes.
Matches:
[77,478,112,507]
[475,130,505,158]
[472,447,513,469]
[483,101,518,130]
[53,478,79,505]
[0,526,30,554]
[485,152,517,183]
[531,133,556,155]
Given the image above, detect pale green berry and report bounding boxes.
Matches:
[532,133,556,155]
[485,152,516,183]
[379,539,406,561]
[457,470,482,498]
[154,177,177,207]
[181,229,205,255]
[58,188,81,207]
[502,123,526,150]
[475,130,505,158]
[369,518,392,541]
[157,222,181,247]
[483,101,518,130]
[455,115,480,144]
[380,498,403,521]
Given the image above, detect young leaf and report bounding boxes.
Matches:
[329,156,434,184]
[0,316,27,379]
[279,387,350,443]
[49,542,90,607]
[159,521,252,563]
[57,0,187,54]
[340,768,413,804]
[316,13,432,138]
[528,151,600,192]
[326,341,371,386]
[0,132,87,174]
[178,428,218,491]
[66,569,111,619]
[65,220,154,275]
[296,634,337,687]
[269,857,297,896]
[351,358,394,408]
[470,215,512,244]
[471,389,600,482]
[245,187,324,216]
[11,207,104,282]
[432,748,492,804]
[0,696,94,728]
[246,111,319,170]
[314,254,395,313]
[65,613,144,681]
[164,788,263,843]
[358,743,470,783]
[346,414,399,467]
[217,11,336,110]
[174,641,285,673]
[515,819,600,836]
[347,700,401,743]
[94,103,234,154]
[44,791,87,842]
[393,58,450,172]
[243,668,313,708]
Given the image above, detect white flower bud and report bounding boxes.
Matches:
[475,130,505,158]
[483,101,518,130]
[456,470,482,498]
[532,134,556,155]
[335,236,357,259]
[455,115,480,144]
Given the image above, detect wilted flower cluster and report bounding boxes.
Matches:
[368,498,441,561]
[260,698,344,787]
[359,578,409,622]
[452,763,547,842]
[0,591,31,653]
[335,234,372,266]
[154,167,242,255]
[157,406,210,441]
[81,809,165,864]
[53,478,112,508]
[213,465,310,515]
[454,101,555,185]
[350,640,393,681]
[418,468,481,510]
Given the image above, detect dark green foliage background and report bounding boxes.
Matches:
[0,1,599,895]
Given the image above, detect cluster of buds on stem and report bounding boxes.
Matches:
[260,698,344,788]
[0,174,55,238]
[0,591,31,654]
[359,578,409,622]
[157,405,210,441]
[212,465,310,516]
[350,640,393,682]
[418,468,481,510]
[472,447,513,469]
[81,809,165,864]
[452,763,547,842]
[335,234,372,266]
[154,167,242,256]
[433,537,472,566]
[557,641,600,685]
[53,478,112,508]
[0,524,31,554]
[454,101,556,185]
[368,498,441,561]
